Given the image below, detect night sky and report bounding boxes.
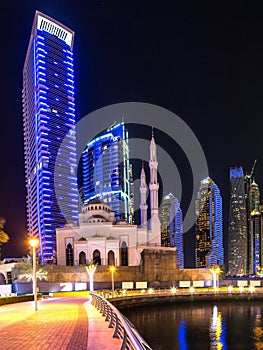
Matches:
[1,1,263,267]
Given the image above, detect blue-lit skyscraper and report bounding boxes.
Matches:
[159,193,184,267]
[82,122,132,222]
[169,195,184,268]
[195,177,224,268]
[23,11,79,263]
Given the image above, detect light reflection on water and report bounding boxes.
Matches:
[123,302,263,350]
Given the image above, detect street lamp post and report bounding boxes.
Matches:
[109,266,116,296]
[29,238,39,311]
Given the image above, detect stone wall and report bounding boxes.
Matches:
[10,248,213,285]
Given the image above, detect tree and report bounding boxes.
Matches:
[84,261,97,292]
[0,217,9,260]
[15,255,48,282]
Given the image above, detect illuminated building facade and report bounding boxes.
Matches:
[228,167,247,275]
[82,122,132,222]
[195,177,223,268]
[247,180,261,274]
[159,194,173,247]
[250,210,263,274]
[169,195,184,268]
[23,11,79,263]
[159,193,183,266]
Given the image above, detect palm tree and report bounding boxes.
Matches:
[84,261,97,292]
[15,255,48,282]
[0,217,9,261]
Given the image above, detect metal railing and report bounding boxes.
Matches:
[91,293,152,350]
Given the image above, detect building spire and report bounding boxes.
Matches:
[140,161,148,228]
[148,130,161,244]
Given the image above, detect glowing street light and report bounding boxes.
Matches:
[109,265,116,296]
[29,237,39,311]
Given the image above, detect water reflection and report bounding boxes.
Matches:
[178,321,187,350]
[253,308,263,350]
[123,302,263,350]
[209,306,226,350]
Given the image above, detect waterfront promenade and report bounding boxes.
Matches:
[0,296,121,350]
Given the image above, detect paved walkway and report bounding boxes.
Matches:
[0,296,121,349]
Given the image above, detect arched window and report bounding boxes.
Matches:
[93,249,101,265]
[0,273,6,285]
[79,251,86,265]
[108,250,115,266]
[121,242,128,266]
[66,243,73,266]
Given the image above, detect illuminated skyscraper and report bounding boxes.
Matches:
[82,122,132,221]
[195,177,223,268]
[250,209,263,274]
[159,194,173,247]
[23,11,79,263]
[228,167,247,275]
[247,180,261,274]
[159,193,183,267]
[169,195,184,268]
[249,180,260,213]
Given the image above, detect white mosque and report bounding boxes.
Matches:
[56,131,164,267]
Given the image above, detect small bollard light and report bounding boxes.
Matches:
[239,285,244,293]
[249,285,255,294]
[141,289,145,294]
[148,288,154,294]
[170,286,177,294]
[228,285,233,293]
[189,286,195,294]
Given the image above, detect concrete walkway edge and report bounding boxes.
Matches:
[85,298,121,349]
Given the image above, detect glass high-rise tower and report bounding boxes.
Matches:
[23,11,79,263]
[82,122,132,222]
[228,167,247,275]
[169,195,184,269]
[159,193,184,267]
[195,177,224,268]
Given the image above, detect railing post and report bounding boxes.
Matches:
[120,329,128,350]
[113,316,120,338]
[108,308,114,328]
[105,304,111,321]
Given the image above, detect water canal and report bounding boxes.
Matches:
[123,301,263,349]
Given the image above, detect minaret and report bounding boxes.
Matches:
[140,162,148,228]
[149,128,161,244]
[149,128,159,217]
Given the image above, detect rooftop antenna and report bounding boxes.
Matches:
[249,159,257,181]
[107,120,117,131]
